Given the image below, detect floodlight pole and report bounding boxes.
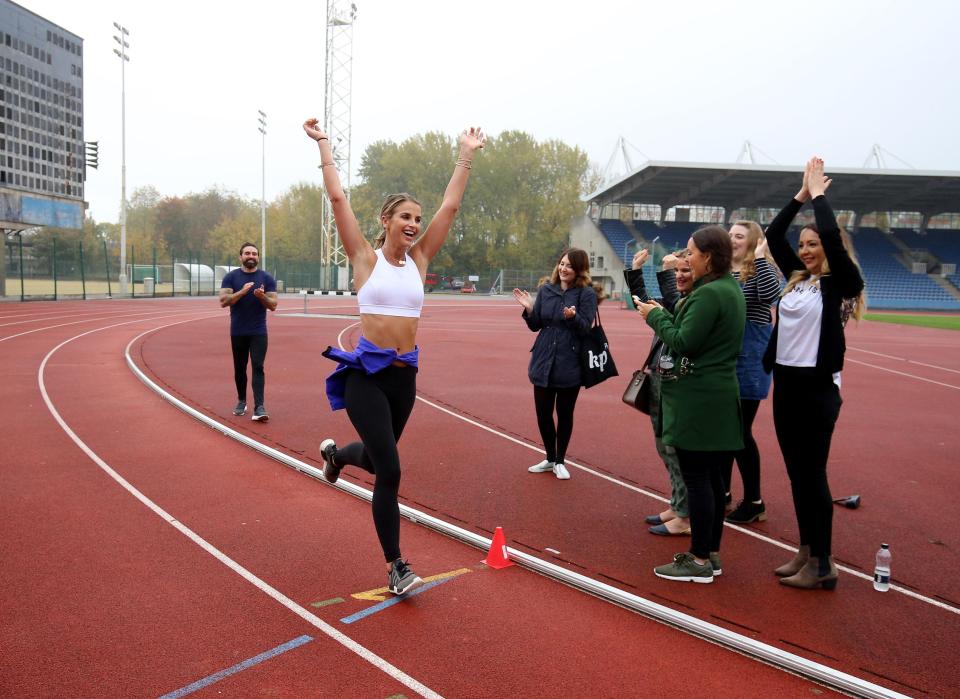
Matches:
[321,0,357,287]
[258,110,267,269]
[112,22,130,295]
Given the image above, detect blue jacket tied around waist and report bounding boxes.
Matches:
[322,336,419,410]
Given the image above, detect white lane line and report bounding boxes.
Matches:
[846,358,960,390]
[0,309,168,344]
[848,346,960,375]
[37,316,443,699]
[0,311,105,327]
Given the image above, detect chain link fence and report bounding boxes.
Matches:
[2,238,546,300]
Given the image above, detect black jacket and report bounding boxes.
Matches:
[762,195,865,375]
[523,283,598,387]
[624,267,681,370]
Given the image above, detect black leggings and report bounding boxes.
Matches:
[773,365,841,559]
[721,399,762,501]
[676,448,732,560]
[334,365,417,563]
[231,334,268,406]
[533,385,581,463]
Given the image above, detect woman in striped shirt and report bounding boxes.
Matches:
[722,221,782,524]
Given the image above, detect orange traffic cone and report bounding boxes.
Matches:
[482,526,515,569]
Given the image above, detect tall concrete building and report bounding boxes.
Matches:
[1,0,85,233]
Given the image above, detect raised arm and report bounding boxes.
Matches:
[807,159,864,298]
[765,165,810,277]
[410,127,486,268]
[303,119,374,273]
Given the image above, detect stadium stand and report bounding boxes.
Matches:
[594,219,960,311]
[584,162,960,311]
[850,228,959,310]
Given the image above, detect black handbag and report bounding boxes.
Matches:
[622,369,652,414]
[580,307,618,388]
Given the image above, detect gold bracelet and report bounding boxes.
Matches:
[456,158,473,170]
[320,162,335,168]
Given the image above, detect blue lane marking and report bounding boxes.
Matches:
[157,634,313,698]
[340,578,451,625]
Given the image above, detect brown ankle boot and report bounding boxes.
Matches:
[774,545,810,577]
[779,556,838,590]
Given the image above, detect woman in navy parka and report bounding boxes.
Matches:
[513,248,598,480]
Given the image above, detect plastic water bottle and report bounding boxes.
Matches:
[873,543,891,592]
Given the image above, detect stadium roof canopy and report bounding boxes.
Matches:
[583,161,960,218]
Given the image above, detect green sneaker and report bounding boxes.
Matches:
[710,552,722,576]
[654,552,714,584]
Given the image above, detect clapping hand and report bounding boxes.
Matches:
[754,235,769,260]
[253,284,267,299]
[562,305,577,320]
[512,288,534,313]
[806,157,832,198]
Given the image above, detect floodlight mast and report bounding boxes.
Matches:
[112,22,130,295]
[320,0,357,288]
[258,110,267,268]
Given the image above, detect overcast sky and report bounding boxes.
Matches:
[22,0,960,222]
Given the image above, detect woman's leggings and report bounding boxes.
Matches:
[676,448,732,559]
[721,399,762,501]
[772,365,842,559]
[533,385,581,463]
[334,365,417,563]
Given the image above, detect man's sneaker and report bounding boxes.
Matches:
[528,459,554,473]
[233,401,247,416]
[710,552,723,576]
[387,559,424,595]
[725,500,767,524]
[553,462,571,480]
[251,405,269,422]
[654,552,714,583]
[319,439,341,484]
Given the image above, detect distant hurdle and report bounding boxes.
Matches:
[298,288,357,313]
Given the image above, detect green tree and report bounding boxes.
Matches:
[351,129,592,275]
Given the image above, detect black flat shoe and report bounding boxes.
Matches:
[645,514,665,525]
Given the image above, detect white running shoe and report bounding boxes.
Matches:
[528,459,554,473]
[553,462,571,480]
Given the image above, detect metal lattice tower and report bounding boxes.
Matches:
[321,0,357,273]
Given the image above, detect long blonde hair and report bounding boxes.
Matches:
[373,193,422,249]
[782,224,866,323]
[732,220,773,284]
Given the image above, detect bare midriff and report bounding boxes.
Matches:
[360,313,419,366]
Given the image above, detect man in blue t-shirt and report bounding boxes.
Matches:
[219,242,278,421]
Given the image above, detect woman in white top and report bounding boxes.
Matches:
[762,157,865,591]
[303,118,485,595]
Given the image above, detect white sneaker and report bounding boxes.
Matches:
[528,459,554,473]
[553,462,571,480]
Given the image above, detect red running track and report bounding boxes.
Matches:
[2,295,957,697]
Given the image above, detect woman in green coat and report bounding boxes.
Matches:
[636,225,746,583]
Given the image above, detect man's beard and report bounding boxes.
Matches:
[243,259,257,270]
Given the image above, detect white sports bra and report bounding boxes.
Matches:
[357,248,424,318]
